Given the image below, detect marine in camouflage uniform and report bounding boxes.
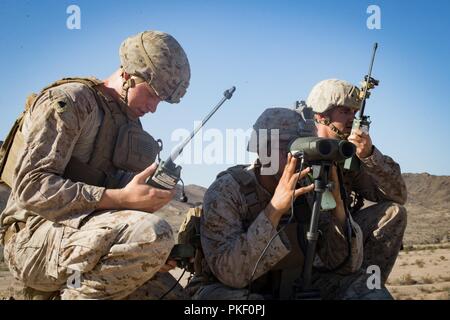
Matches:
[0,31,190,299]
[297,79,407,293]
[190,108,391,300]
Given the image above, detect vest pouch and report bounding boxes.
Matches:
[112,123,161,173]
[0,113,27,187]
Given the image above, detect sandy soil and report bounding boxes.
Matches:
[2,244,448,300]
[386,244,450,300]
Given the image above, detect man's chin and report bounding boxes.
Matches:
[134,110,145,117]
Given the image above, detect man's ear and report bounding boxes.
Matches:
[314,113,331,125]
[314,113,325,120]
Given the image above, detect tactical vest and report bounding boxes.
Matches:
[0,77,161,189]
[183,165,308,299]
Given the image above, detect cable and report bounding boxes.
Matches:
[158,268,186,300]
[246,157,303,300]
[179,178,188,202]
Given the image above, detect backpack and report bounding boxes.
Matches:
[170,206,202,274]
[0,93,37,187]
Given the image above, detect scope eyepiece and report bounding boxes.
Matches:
[289,137,355,162]
[338,140,356,159]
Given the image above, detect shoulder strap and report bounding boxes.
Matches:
[28,77,134,123]
[217,165,265,217]
[23,77,104,115]
[40,77,102,92]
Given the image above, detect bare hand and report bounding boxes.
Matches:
[120,163,175,212]
[348,128,373,159]
[267,153,314,218]
[159,259,178,273]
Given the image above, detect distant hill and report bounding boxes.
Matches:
[403,173,450,209]
[401,173,450,245]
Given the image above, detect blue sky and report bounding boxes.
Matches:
[0,0,449,187]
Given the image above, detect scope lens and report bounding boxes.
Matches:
[317,140,332,156]
[339,141,356,158]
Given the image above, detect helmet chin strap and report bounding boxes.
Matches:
[120,68,136,104]
[314,118,349,140]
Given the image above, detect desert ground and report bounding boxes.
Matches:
[386,244,449,300]
[2,240,448,300]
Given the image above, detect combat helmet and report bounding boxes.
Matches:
[119,30,190,103]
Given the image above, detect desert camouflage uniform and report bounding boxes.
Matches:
[192,164,394,300]
[0,82,184,299]
[342,147,407,284]
[301,78,408,289]
[190,107,394,300]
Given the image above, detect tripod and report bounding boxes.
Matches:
[293,161,333,299]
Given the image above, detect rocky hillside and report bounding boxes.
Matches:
[402,173,450,245]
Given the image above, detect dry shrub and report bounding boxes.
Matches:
[415,259,425,268]
[420,276,434,284]
[398,273,417,285]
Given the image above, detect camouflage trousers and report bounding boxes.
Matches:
[310,200,407,299]
[352,201,407,284]
[193,201,406,300]
[192,271,392,300]
[3,210,187,299]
